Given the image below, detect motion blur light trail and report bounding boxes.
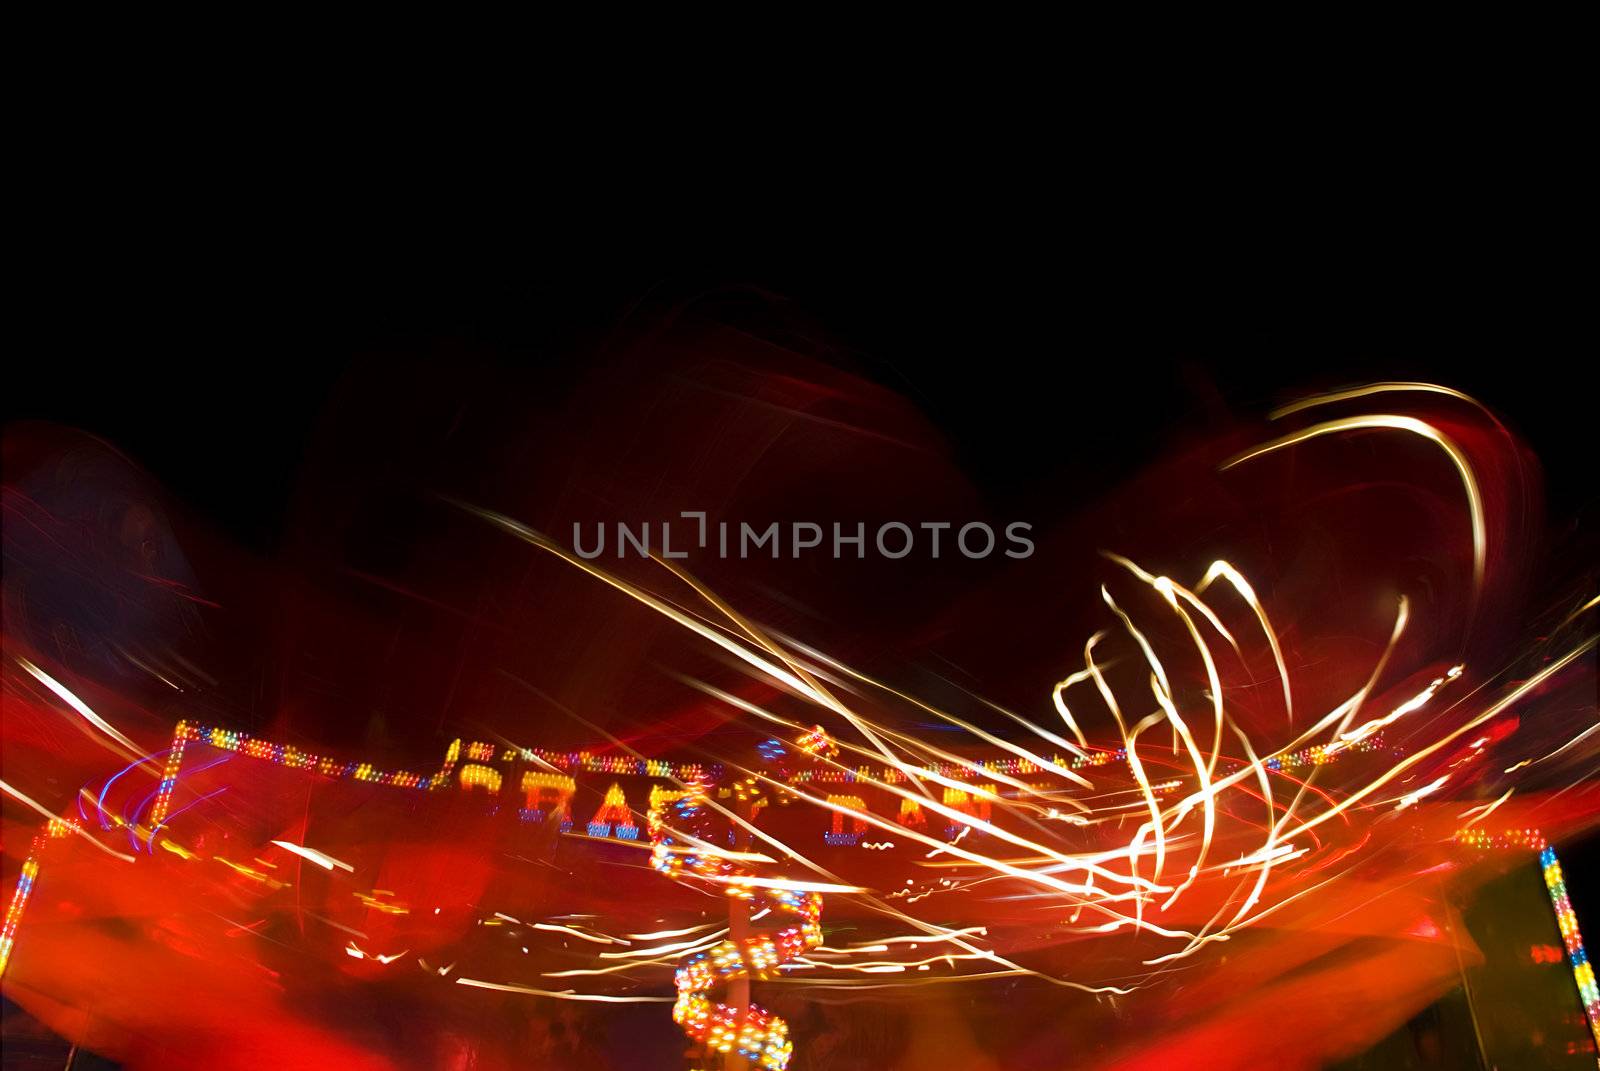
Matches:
[462,502,1595,982]
[433,381,1597,1060]
[1,381,1596,1068]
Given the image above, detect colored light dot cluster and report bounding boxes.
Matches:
[790,747,1127,786]
[941,785,995,838]
[504,745,715,781]
[458,764,502,791]
[675,896,821,993]
[169,722,443,799]
[649,764,820,1069]
[0,819,77,978]
[1542,846,1600,1051]
[458,764,503,807]
[676,992,792,1069]
[587,782,640,840]
[519,771,576,829]
[898,798,927,828]
[148,735,190,825]
[1453,827,1548,851]
[1263,735,1384,772]
[795,725,836,759]
[726,775,770,806]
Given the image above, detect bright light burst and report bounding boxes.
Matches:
[447,382,1596,1065]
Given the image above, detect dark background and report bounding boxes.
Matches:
[11,252,1595,554]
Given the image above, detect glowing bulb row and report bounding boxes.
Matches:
[1541,846,1600,1051]
[148,736,190,826]
[0,819,76,978]
[157,726,705,845]
[499,744,716,781]
[1264,734,1385,770]
[1453,827,1547,851]
[164,722,446,805]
